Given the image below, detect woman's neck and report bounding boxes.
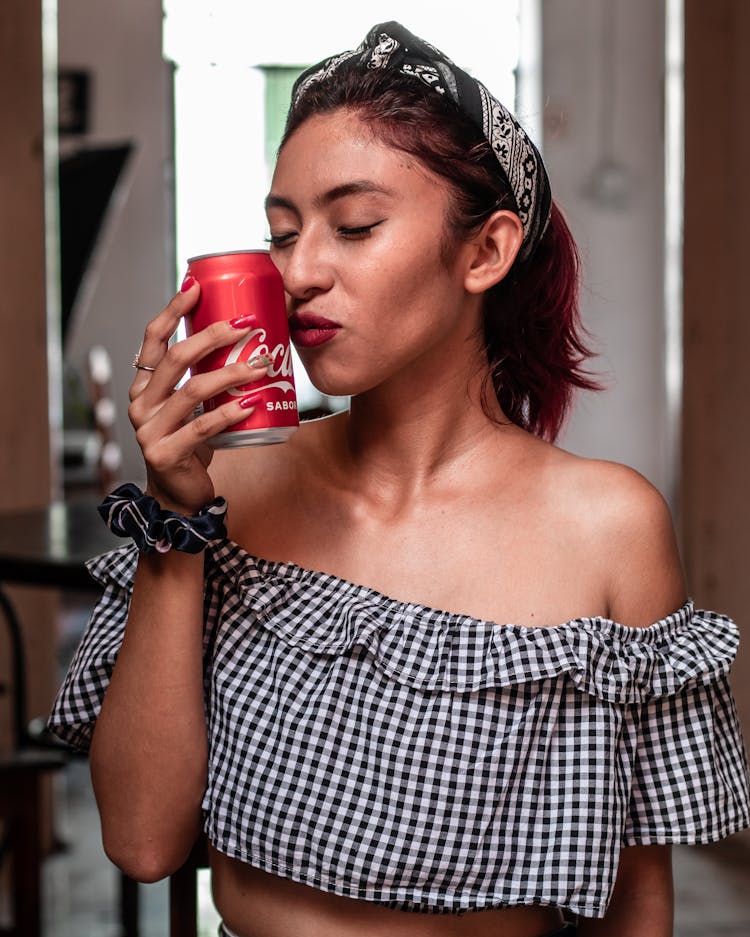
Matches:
[334,349,517,501]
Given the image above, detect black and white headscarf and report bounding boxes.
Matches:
[292,22,552,263]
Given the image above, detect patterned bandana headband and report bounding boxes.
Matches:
[291,21,552,263]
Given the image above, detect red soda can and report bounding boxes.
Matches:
[185,250,298,448]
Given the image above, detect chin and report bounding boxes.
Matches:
[308,377,364,399]
[299,361,381,400]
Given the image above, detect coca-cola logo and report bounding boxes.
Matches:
[225,327,295,396]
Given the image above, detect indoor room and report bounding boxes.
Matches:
[1,1,748,935]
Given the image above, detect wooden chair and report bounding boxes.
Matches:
[0,589,65,937]
[0,749,66,937]
[169,836,209,937]
[0,586,141,936]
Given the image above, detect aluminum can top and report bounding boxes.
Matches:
[187,249,269,263]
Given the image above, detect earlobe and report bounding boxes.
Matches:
[463,211,524,294]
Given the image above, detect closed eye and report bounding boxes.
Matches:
[338,220,385,239]
[265,232,297,247]
[266,219,385,247]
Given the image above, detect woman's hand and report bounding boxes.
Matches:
[128,280,269,514]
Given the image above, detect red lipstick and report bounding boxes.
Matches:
[288,312,341,348]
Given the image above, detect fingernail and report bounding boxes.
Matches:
[180,275,196,292]
[230,314,256,329]
[247,354,273,368]
[239,392,264,410]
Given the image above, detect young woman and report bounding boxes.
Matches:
[50,23,750,937]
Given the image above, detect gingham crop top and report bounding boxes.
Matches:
[49,540,750,919]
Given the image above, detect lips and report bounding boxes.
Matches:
[288,312,341,348]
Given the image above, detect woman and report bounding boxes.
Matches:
[50,23,750,937]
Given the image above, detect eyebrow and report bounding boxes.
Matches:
[265,180,395,214]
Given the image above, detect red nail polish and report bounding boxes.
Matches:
[230,314,257,329]
[180,275,195,292]
[239,392,263,410]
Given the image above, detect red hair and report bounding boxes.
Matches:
[284,70,600,441]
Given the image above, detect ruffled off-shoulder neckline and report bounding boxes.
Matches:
[86,539,740,702]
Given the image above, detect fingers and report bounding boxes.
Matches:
[131,312,266,421]
[129,280,201,399]
[136,317,263,407]
[132,358,269,439]
[132,357,267,506]
[136,389,264,477]
[128,283,271,501]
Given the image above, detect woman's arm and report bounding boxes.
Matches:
[577,465,684,934]
[89,549,208,881]
[89,283,270,881]
[577,845,673,937]
[599,463,687,628]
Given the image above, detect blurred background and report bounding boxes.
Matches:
[0,0,748,934]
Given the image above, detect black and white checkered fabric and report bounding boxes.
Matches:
[49,541,750,918]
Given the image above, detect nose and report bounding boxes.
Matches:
[277,229,334,301]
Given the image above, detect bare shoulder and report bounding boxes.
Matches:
[547,449,687,627]
[207,413,341,536]
[210,414,338,491]
[550,452,670,528]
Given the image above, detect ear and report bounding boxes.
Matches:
[463,210,523,294]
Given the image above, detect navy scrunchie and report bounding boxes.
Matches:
[98,483,228,554]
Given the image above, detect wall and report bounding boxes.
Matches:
[682,0,750,737]
[543,0,750,741]
[0,2,54,509]
[0,0,58,753]
[543,0,671,500]
[59,0,173,481]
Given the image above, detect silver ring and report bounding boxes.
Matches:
[132,353,157,372]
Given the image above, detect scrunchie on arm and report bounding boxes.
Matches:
[98,483,228,554]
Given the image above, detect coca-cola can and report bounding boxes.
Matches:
[185,250,298,448]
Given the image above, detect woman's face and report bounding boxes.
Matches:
[266,109,483,398]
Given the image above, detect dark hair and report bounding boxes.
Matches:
[283,69,600,442]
